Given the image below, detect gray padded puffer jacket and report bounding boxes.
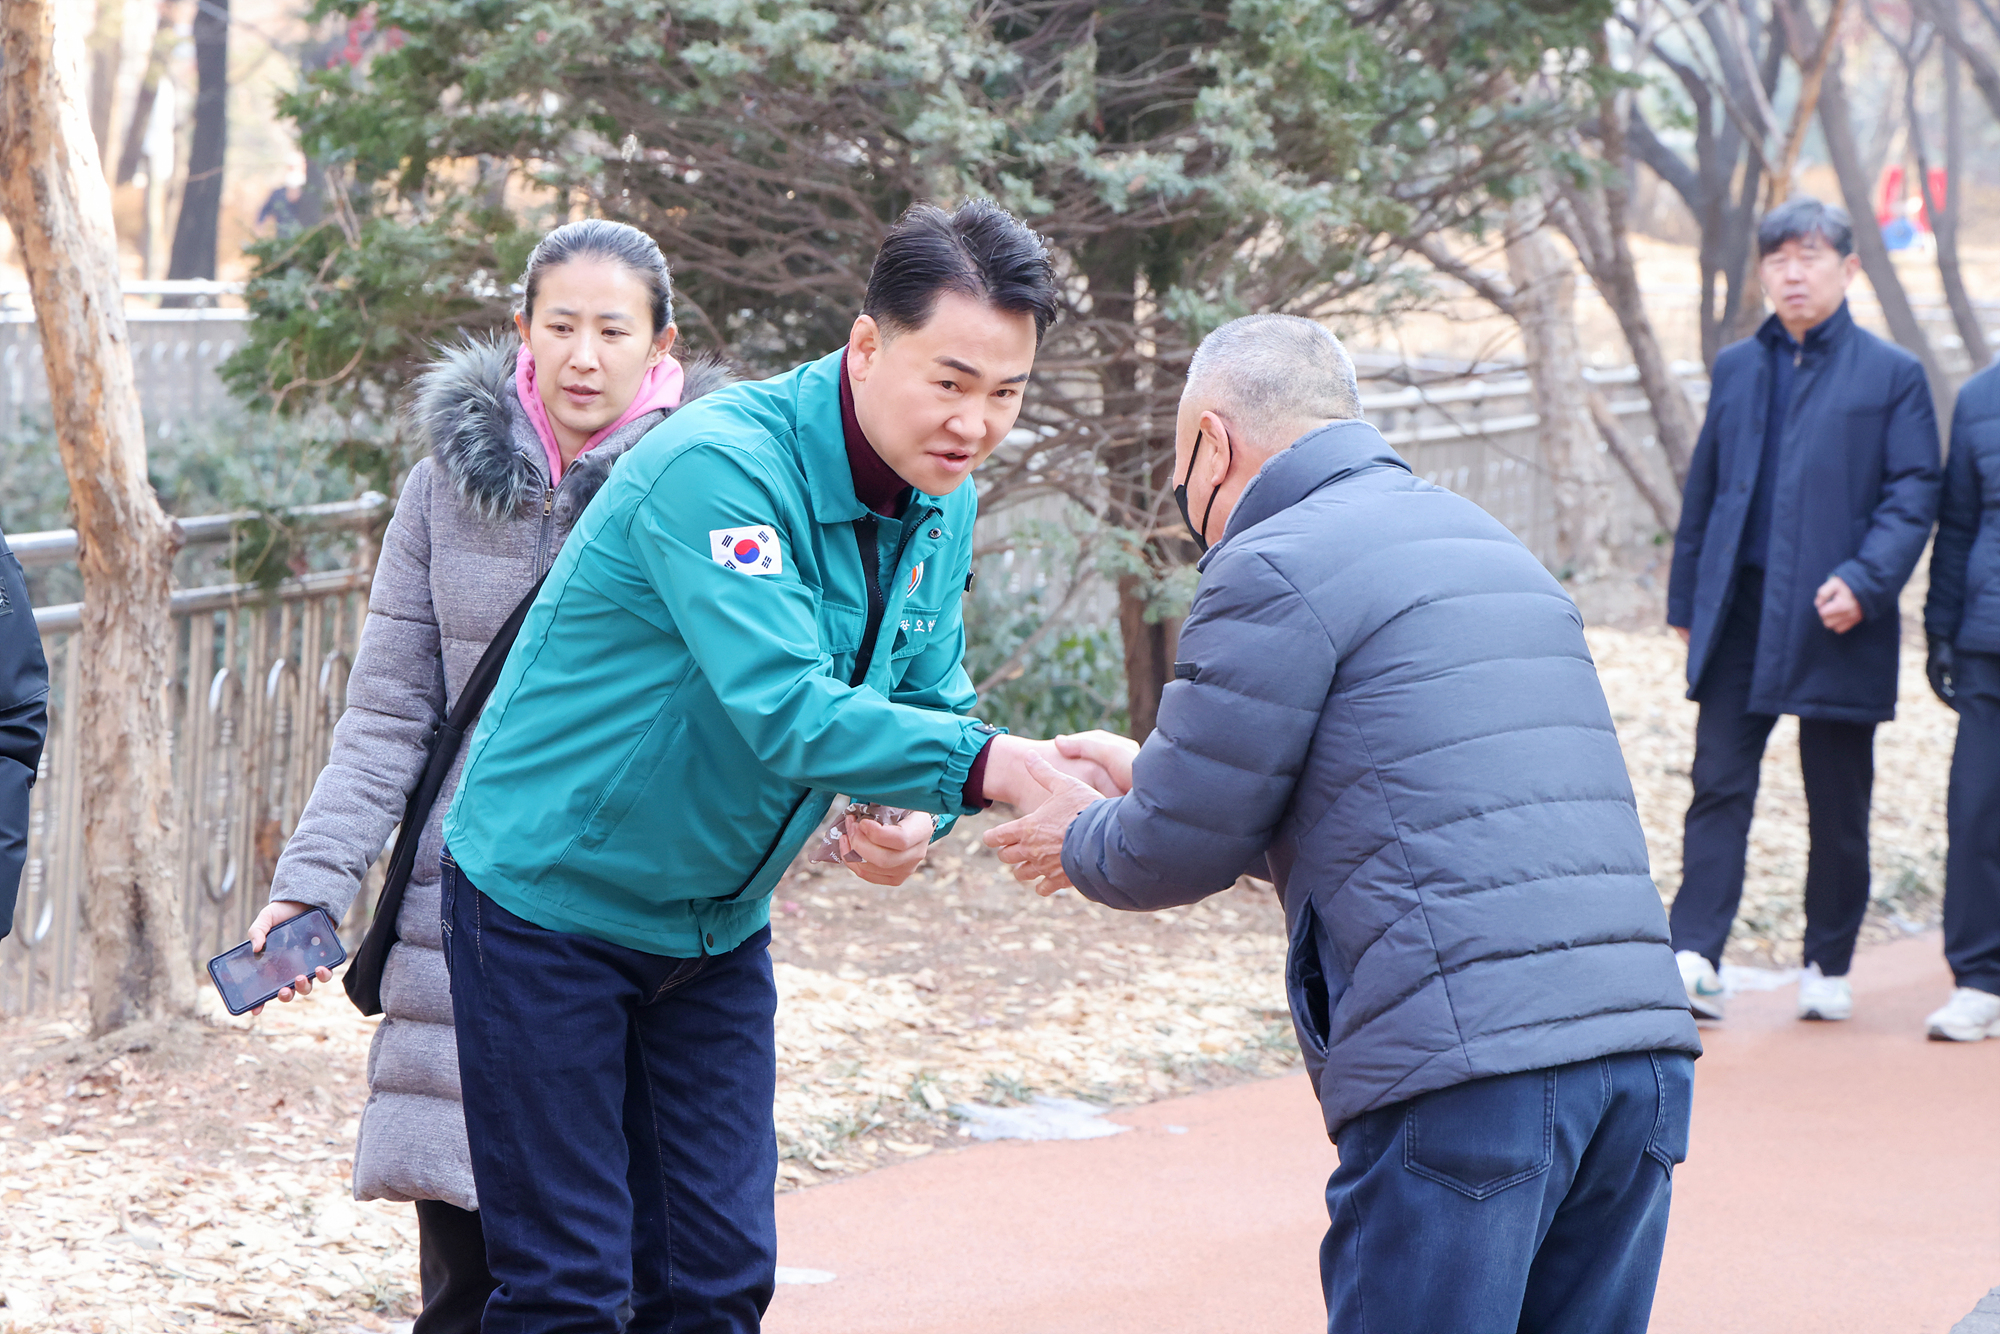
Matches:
[269,337,733,1208]
[1062,419,1701,1139]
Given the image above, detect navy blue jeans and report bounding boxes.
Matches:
[1322,1050,1693,1334]
[441,852,778,1334]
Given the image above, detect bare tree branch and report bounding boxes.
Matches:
[1407,234,1519,317]
[1588,390,1681,531]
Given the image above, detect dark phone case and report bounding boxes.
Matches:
[206,908,349,1016]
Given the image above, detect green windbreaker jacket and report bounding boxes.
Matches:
[442,348,989,956]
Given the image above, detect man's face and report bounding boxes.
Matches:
[1759,233,1859,332]
[847,292,1037,497]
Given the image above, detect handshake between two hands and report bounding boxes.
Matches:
[825,730,1141,896]
[246,732,1144,1013]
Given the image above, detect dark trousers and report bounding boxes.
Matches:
[413,1200,497,1334]
[1322,1051,1693,1333]
[1671,571,1876,974]
[442,851,779,1334]
[1946,651,2000,995]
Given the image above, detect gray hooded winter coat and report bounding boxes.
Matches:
[1061,419,1702,1140]
[270,338,733,1208]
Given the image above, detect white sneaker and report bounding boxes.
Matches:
[1677,950,1725,1020]
[1926,987,2000,1041]
[1797,963,1852,1021]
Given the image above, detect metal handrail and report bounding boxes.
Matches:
[0,278,245,299]
[32,568,372,635]
[11,492,388,570]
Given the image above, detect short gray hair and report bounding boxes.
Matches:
[1758,196,1854,259]
[1184,314,1361,447]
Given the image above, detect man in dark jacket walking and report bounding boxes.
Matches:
[1666,198,1940,1024]
[987,314,1702,1333]
[1922,358,2000,1041]
[0,523,49,938]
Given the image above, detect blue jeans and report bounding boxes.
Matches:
[441,851,778,1333]
[1322,1050,1693,1334]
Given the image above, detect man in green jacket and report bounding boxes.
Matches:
[440,200,1096,1332]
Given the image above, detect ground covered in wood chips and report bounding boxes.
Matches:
[0,616,1957,1331]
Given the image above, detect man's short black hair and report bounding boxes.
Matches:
[1758,196,1855,259]
[863,200,1061,344]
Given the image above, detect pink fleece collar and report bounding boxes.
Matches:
[514,345,686,484]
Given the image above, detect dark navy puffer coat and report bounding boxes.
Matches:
[1668,303,1939,722]
[1061,421,1701,1138]
[1925,360,2000,653]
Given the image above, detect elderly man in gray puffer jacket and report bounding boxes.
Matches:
[988,314,1703,1333]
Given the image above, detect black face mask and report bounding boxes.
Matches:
[1174,428,1227,555]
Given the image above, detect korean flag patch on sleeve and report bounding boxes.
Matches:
[710,525,785,576]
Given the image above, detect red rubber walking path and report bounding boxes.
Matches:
[766,931,2000,1333]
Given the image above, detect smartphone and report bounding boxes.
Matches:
[207,908,347,1016]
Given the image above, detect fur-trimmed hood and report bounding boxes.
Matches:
[406,334,736,520]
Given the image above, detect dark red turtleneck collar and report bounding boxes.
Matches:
[839,350,911,518]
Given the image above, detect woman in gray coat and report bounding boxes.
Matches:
[247,219,731,1331]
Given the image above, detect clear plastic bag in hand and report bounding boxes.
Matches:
[807,802,915,865]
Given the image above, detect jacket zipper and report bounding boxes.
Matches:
[853,503,939,685]
[718,502,943,912]
[534,484,556,575]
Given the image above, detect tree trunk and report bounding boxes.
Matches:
[165,0,226,293]
[1083,235,1182,742]
[1505,213,1613,575]
[1818,53,1947,400]
[84,0,122,167]
[0,0,192,1036]
[1558,91,1701,486]
[1924,41,1991,371]
[1926,0,2000,127]
[113,2,173,189]
[1117,571,1178,742]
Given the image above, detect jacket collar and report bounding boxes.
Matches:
[1199,418,1411,569]
[796,349,873,525]
[1754,299,1853,357]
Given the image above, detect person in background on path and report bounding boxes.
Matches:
[1666,197,1940,1024]
[438,200,1114,1331]
[242,219,733,1334]
[0,522,48,938]
[256,153,312,236]
[1922,356,2000,1042]
[986,314,1702,1334]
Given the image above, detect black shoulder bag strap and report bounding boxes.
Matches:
[344,572,548,1015]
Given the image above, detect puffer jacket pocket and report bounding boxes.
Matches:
[1403,1069,1556,1200]
[1285,895,1332,1062]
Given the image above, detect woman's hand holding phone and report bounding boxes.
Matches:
[246,899,335,1014]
